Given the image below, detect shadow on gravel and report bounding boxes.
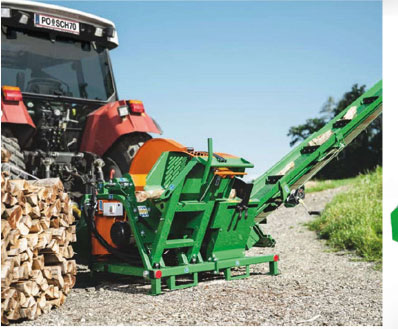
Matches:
[74,270,94,289]
[75,269,146,288]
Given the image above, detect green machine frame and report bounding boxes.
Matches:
[75,80,382,295]
[392,207,398,242]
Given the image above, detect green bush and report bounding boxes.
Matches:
[307,167,382,264]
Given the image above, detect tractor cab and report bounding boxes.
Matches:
[1,0,161,196]
[1,0,120,151]
[2,0,118,104]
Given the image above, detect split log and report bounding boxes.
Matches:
[308,130,333,147]
[32,255,44,271]
[1,219,11,238]
[30,220,42,233]
[3,205,23,229]
[25,193,38,207]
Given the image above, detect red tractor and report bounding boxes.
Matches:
[1,0,162,197]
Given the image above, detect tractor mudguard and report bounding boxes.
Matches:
[1,98,36,128]
[1,96,36,146]
[79,100,161,156]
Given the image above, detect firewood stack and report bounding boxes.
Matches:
[1,171,76,324]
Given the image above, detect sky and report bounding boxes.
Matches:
[46,0,381,178]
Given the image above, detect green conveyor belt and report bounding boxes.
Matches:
[251,80,382,218]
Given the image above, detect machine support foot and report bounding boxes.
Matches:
[224,265,250,281]
[269,261,279,275]
[150,278,162,295]
[166,272,198,290]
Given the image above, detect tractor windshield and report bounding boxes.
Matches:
[1,27,115,101]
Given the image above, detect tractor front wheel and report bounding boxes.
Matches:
[103,132,151,179]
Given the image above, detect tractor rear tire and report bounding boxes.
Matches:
[104,132,151,178]
[1,135,27,178]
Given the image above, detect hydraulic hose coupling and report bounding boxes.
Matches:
[94,158,105,183]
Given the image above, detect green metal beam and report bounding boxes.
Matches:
[252,80,382,217]
[165,239,195,248]
[392,207,398,242]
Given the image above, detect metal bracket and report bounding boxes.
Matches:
[233,178,253,219]
[285,186,305,208]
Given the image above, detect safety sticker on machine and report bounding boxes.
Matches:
[137,206,149,218]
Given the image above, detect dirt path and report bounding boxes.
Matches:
[19,187,382,326]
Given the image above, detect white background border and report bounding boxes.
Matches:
[383,0,398,327]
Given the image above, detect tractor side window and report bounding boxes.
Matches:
[80,52,110,100]
[1,67,32,90]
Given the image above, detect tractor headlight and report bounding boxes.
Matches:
[94,27,103,37]
[118,105,129,118]
[19,13,29,24]
[104,27,115,38]
[1,8,11,18]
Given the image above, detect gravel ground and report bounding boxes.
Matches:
[18,187,382,326]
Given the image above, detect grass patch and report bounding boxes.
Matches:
[305,177,357,193]
[306,167,382,266]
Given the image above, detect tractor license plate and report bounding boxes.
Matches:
[34,13,80,35]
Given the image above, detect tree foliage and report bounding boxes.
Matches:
[287,84,382,179]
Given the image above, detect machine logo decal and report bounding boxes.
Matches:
[34,13,80,35]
